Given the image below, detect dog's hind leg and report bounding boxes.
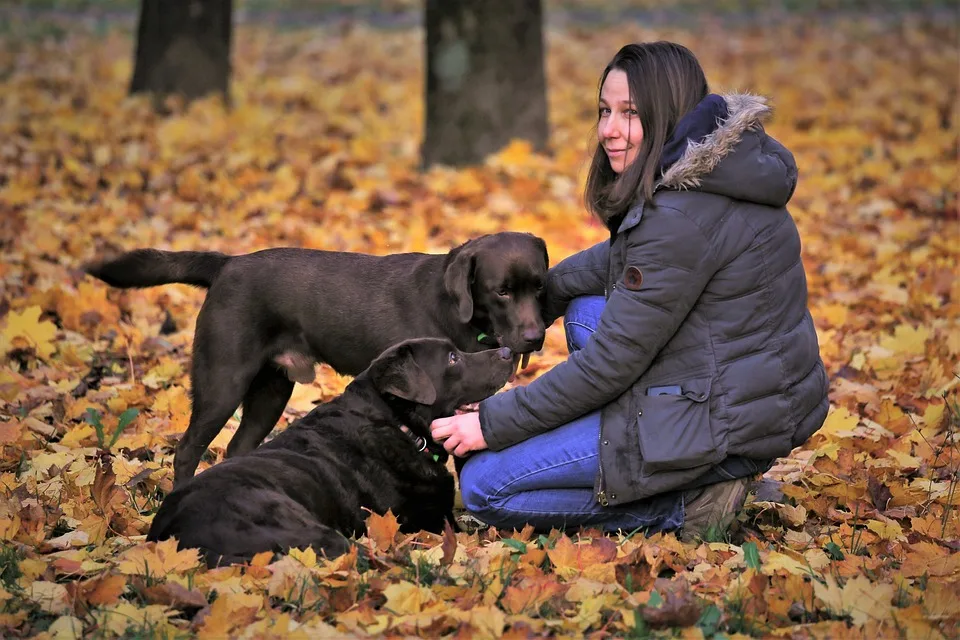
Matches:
[226,366,295,458]
[174,378,249,487]
[174,302,264,487]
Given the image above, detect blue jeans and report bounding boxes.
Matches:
[459,295,768,534]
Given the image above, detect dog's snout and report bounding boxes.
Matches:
[521,327,544,344]
[497,346,513,360]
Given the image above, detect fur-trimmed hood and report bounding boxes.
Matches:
[658,93,798,208]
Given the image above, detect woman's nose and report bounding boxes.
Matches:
[600,117,619,139]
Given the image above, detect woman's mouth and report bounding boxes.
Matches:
[606,148,627,157]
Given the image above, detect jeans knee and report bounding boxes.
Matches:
[458,460,496,516]
[564,295,605,353]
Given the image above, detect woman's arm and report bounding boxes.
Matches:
[480,206,719,450]
[542,240,610,324]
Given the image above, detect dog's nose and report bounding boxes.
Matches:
[497,346,513,360]
[522,327,544,344]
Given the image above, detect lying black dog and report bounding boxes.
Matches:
[85,232,548,486]
[146,337,515,566]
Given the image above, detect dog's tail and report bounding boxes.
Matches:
[85,249,230,289]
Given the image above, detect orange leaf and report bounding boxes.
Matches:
[83,574,128,606]
[546,535,618,580]
[366,510,399,551]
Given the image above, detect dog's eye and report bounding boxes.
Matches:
[447,351,461,365]
[497,288,510,297]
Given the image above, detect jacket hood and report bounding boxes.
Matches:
[659,93,798,208]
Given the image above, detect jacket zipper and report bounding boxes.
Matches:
[597,427,608,506]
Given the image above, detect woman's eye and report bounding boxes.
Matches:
[448,351,460,365]
[598,107,611,117]
[626,109,638,117]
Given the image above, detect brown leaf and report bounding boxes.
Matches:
[441,520,457,566]
[867,474,893,512]
[615,548,654,593]
[640,578,701,629]
[91,457,120,519]
[143,582,208,611]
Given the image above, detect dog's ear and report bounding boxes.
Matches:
[370,344,438,405]
[532,234,549,271]
[443,245,476,324]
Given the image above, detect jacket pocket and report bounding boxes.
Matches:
[635,377,721,472]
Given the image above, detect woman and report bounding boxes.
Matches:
[431,42,828,541]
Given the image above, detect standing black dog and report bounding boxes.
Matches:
[85,232,548,486]
[146,337,516,566]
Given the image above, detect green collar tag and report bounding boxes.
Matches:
[477,332,489,343]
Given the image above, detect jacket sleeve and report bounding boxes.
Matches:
[542,240,610,323]
[480,206,719,450]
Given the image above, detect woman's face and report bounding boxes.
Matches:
[598,69,643,174]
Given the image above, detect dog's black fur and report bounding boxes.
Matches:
[146,337,516,566]
[85,232,548,486]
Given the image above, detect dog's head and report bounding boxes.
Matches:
[443,232,549,355]
[367,337,515,421]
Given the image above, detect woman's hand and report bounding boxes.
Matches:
[430,412,488,457]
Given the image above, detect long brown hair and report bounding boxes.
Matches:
[584,42,709,223]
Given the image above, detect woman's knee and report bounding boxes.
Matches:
[458,455,498,516]
[564,295,605,352]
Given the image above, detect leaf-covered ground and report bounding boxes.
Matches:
[0,5,958,639]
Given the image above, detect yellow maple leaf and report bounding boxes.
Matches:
[287,546,317,568]
[879,323,929,356]
[761,551,810,576]
[814,574,894,627]
[866,518,905,541]
[0,306,57,360]
[151,385,192,434]
[818,406,860,439]
[815,302,849,328]
[117,538,201,577]
[197,592,264,639]
[141,358,184,390]
[61,424,96,449]
[92,603,177,638]
[382,581,435,615]
[462,604,507,639]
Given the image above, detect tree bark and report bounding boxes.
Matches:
[422,0,549,168]
[129,0,232,108]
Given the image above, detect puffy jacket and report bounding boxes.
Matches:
[479,93,829,505]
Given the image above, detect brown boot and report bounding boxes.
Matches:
[680,478,750,542]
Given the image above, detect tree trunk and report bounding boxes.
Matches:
[129,0,232,108]
[422,0,549,168]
